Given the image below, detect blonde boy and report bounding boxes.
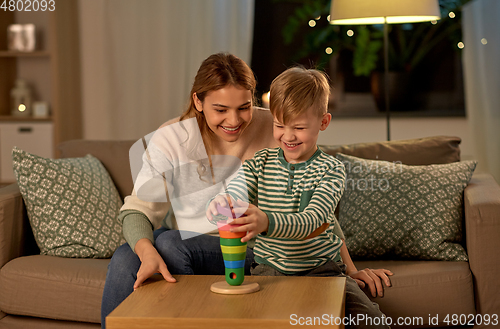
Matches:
[207,67,389,328]
[208,66,345,273]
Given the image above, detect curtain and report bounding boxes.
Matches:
[78,0,255,140]
[462,0,500,182]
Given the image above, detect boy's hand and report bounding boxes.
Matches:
[206,194,231,222]
[230,199,269,243]
[347,268,393,298]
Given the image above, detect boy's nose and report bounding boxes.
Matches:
[283,129,296,141]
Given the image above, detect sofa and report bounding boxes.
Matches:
[0,136,499,328]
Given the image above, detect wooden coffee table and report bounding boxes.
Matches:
[107,275,346,329]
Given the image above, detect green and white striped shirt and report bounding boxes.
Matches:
[225,147,346,274]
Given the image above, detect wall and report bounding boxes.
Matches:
[317,116,477,162]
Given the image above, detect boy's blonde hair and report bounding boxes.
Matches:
[270,66,330,124]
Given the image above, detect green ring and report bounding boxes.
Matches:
[220,237,246,246]
[223,252,247,261]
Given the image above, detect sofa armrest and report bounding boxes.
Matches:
[0,184,29,268]
[464,173,500,319]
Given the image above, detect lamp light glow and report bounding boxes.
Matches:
[329,0,441,142]
[18,104,26,112]
[329,0,441,25]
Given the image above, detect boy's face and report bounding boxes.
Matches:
[273,109,331,164]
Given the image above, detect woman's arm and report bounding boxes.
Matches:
[133,238,176,289]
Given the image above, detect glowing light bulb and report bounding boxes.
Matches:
[431,20,438,25]
[18,104,26,112]
[347,30,354,37]
[308,20,316,27]
[315,16,321,20]
[327,15,331,22]
[457,42,465,49]
[325,47,333,55]
[262,91,270,108]
[449,12,456,19]
[481,38,488,45]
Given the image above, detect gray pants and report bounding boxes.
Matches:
[251,261,390,329]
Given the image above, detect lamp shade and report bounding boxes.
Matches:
[330,0,441,25]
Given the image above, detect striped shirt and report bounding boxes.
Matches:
[225,147,346,274]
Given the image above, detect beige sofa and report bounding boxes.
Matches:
[0,137,499,328]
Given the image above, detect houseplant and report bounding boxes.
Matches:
[279,0,471,111]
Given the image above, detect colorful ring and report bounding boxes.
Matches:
[220,245,247,254]
[220,237,246,246]
[219,230,246,239]
[224,259,246,269]
[223,252,247,261]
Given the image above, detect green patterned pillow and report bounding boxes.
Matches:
[12,147,125,258]
[336,153,477,261]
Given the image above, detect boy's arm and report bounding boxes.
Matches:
[206,157,259,221]
[264,163,345,240]
[340,239,393,297]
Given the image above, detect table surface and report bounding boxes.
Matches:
[107,274,346,329]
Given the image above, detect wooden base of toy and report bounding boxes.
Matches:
[210,281,260,295]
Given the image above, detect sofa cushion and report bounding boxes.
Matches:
[320,135,461,165]
[355,260,475,328]
[58,140,136,200]
[12,148,125,258]
[337,153,476,261]
[0,255,109,323]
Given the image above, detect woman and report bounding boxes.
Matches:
[101,53,392,327]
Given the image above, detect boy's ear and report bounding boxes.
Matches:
[193,93,203,113]
[320,113,331,131]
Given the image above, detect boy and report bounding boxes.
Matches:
[207,67,389,329]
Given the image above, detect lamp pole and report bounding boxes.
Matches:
[384,17,390,141]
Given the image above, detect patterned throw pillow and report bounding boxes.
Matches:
[336,153,477,261]
[12,147,125,258]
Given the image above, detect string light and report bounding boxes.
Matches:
[315,16,321,20]
[327,15,331,22]
[481,38,488,45]
[449,12,456,18]
[325,47,333,54]
[309,20,316,27]
[347,30,354,37]
[431,20,438,25]
[457,42,464,49]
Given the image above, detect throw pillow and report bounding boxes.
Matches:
[12,147,125,258]
[336,153,477,261]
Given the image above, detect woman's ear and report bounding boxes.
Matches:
[320,113,332,131]
[193,93,203,113]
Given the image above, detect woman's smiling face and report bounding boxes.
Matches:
[194,85,253,143]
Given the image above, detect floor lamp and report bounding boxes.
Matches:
[329,0,441,141]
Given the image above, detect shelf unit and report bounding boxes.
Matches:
[0,2,82,183]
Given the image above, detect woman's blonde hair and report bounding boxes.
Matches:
[179,53,256,151]
[270,66,330,124]
[178,53,256,182]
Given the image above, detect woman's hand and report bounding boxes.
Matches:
[133,238,176,290]
[346,268,393,298]
[230,199,269,243]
